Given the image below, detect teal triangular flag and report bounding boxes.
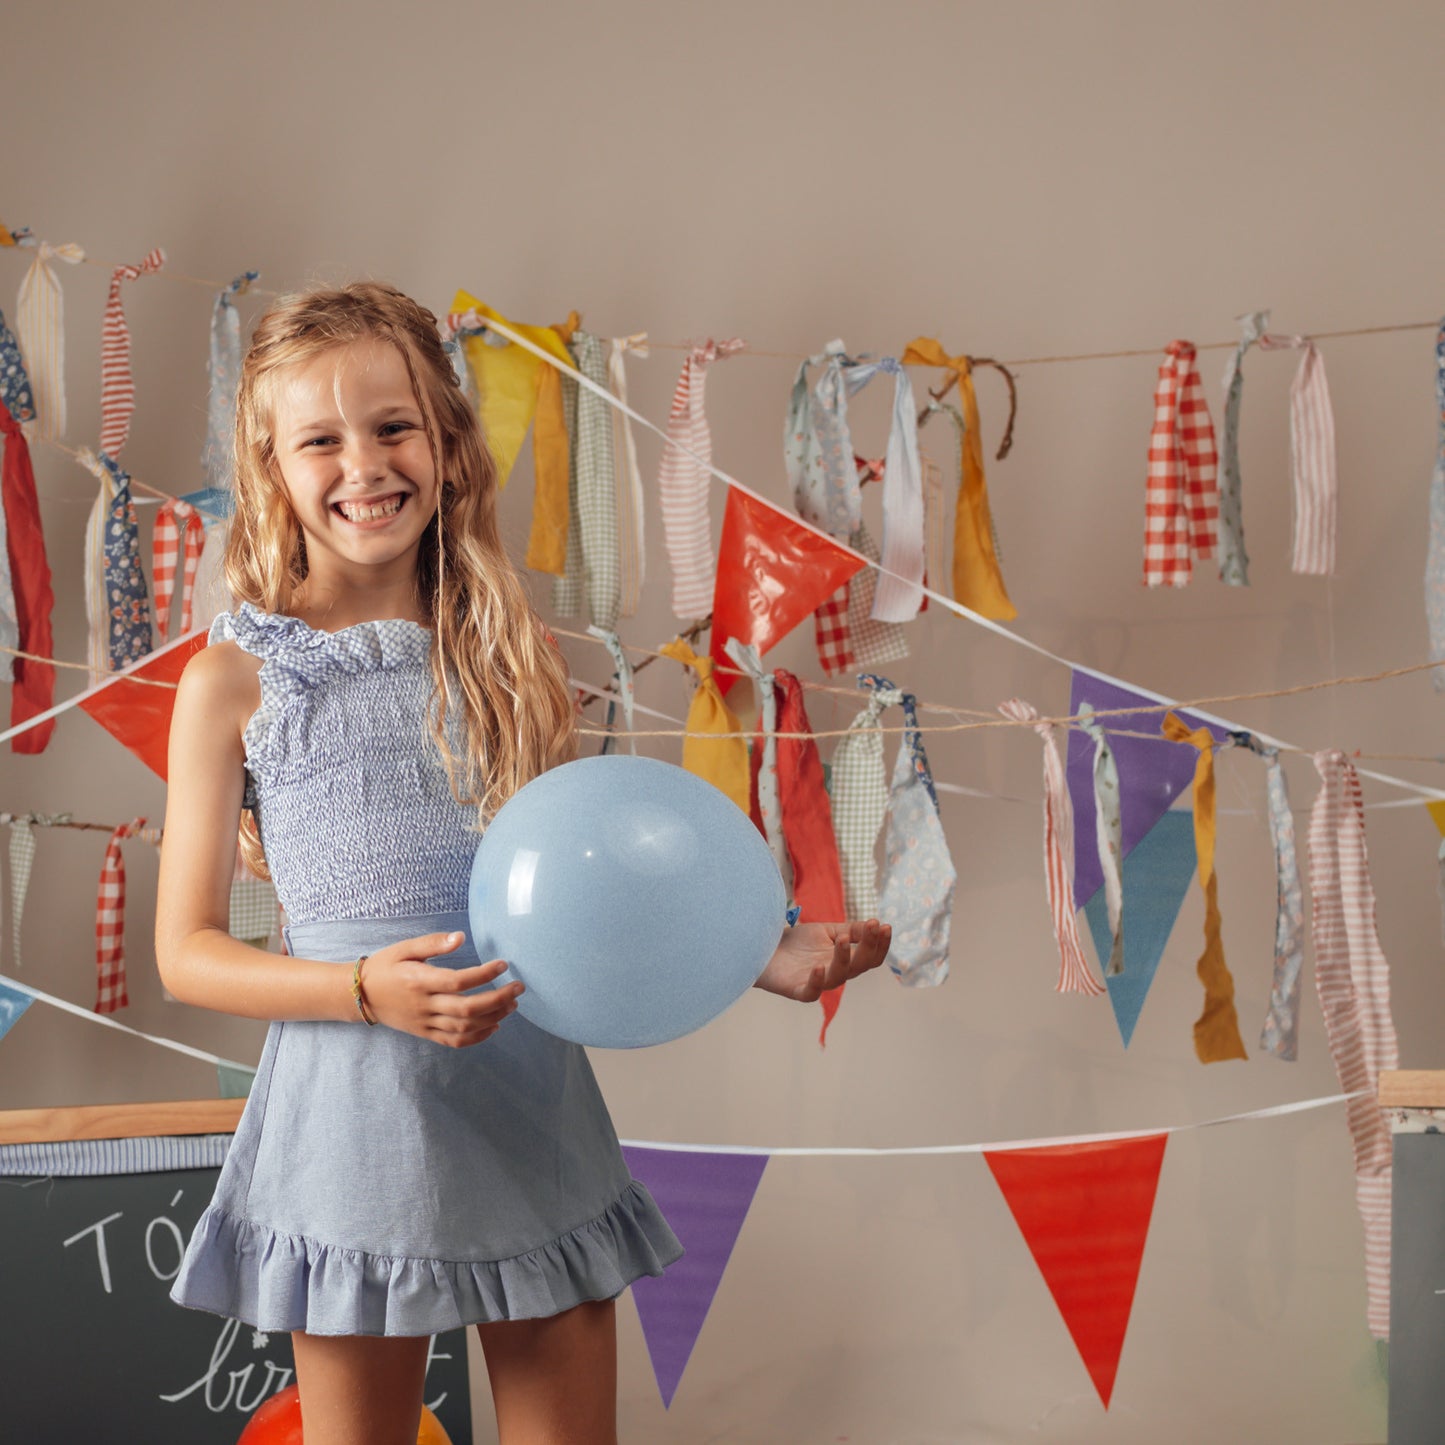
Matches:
[1083,810,1196,1048]
[0,980,34,1043]
[217,1064,255,1099]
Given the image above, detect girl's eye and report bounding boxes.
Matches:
[380,421,413,438]
[302,436,338,449]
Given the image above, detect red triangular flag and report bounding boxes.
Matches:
[622,1145,768,1408]
[78,628,209,778]
[984,1133,1167,1409]
[710,488,864,694]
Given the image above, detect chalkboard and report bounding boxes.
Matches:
[0,1161,472,1442]
[1390,1131,1445,1444]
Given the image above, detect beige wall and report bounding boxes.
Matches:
[4,2,1443,1439]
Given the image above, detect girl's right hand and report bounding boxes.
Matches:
[357,931,523,1048]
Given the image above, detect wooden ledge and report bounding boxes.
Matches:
[1378,1070,1445,1109]
[0,1099,245,1145]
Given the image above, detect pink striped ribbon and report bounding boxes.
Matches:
[1307,750,1399,1338]
[1258,332,1337,576]
[657,338,744,619]
[152,499,205,642]
[99,248,166,457]
[999,698,1106,996]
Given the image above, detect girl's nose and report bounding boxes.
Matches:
[342,437,387,482]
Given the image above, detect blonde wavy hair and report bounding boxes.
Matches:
[226,281,577,873]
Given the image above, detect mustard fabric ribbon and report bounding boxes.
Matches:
[451,290,576,575]
[1161,713,1247,1063]
[900,337,1016,621]
[659,638,750,813]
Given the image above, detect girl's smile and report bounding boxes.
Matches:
[271,339,439,585]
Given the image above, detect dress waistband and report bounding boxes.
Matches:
[283,911,477,965]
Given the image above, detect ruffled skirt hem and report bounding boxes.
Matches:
[169,1179,683,1336]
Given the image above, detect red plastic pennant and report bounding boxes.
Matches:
[773,669,849,1043]
[78,629,209,778]
[710,487,864,695]
[983,1133,1168,1410]
[1,398,56,753]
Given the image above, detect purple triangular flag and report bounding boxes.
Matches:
[1067,672,1224,910]
[622,1144,768,1408]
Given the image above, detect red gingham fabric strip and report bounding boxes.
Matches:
[814,583,854,676]
[1143,340,1219,587]
[1000,698,1106,996]
[99,248,166,457]
[1258,333,1337,576]
[657,339,743,618]
[95,817,150,1013]
[152,500,205,642]
[1307,751,1399,1338]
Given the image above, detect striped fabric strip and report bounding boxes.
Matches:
[1258,330,1338,576]
[1426,322,1445,690]
[999,698,1105,996]
[657,338,743,618]
[1161,714,1247,1063]
[99,247,166,457]
[151,499,205,642]
[0,1134,233,1178]
[609,333,649,617]
[1217,311,1267,587]
[204,270,257,489]
[1077,705,1124,976]
[1143,341,1219,587]
[15,241,84,439]
[921,447,948,604]
[1308,750,1400,1339]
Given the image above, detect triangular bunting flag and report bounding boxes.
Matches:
[77,628,209,778]
[1067,672,1222,909]
[0,979,34,1043]
[1427,800,1445,836]
[984,1133,1168,1410]
[621,1144,768,1408]
[710,488,865,693]
[1082,811,1197,1047]
[217,1064,255,1099]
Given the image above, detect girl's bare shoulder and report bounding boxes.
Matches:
[175,638,263,745]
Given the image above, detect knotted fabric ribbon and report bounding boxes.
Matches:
[554,330,621,629]
[1217,311,1268,587]
[608,333,649,616]
[1229,732,1305,1060]
[1308,750,1399,1338]
[80,451,152,671]
[0,478,13,682]
[658,637,749,812]
[1427,320,1445,689]
[1076,705,1124,977]
[152,499,205,642]
[727,638,787,879]
[7,814,38,966]
[96,817,162,1013]
[786,342,861,538]
[1161,713,1247,1062]
[831,677,901,926]
[205,271,258,489]
[1,399,55,751]
[99,248,166,457]
[999,698,1105,996]
[773,669,848,1041]
[449,291,575,575]
[1257,328,1337,576]
[657,338,744,618]
[900,337,1017,620]
[15,241,84,438]
[0,307,37,425]
[866,358,926,622]
[588,626,636,755]
[875,677,954,988]
[1143,341,1219,587]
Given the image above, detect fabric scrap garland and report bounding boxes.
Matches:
[152,499,205,643]
[1,397,55,751]
[204,271,258,489]
[99,248,166,457]
[1142,341,1219,587]
[15,240,85,440]
[95,818,162,1014]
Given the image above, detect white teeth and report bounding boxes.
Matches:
[337,495,403,522]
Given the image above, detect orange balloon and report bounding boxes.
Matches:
[236,1384,452,1443]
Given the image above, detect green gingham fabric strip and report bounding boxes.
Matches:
[830,677,902,919]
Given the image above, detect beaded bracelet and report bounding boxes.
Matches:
[351,955,378,1027]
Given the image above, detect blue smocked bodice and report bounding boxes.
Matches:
[210,603,478,926]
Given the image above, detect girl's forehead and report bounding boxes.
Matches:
[273,339,419,424]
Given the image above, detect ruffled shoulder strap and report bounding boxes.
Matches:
[210,602,431,686]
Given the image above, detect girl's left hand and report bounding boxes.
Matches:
[752,918,892,1002]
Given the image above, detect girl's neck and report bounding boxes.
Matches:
[290,579,431,634]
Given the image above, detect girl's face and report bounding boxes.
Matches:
[270,339,439,591]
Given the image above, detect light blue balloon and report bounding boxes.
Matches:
[469,755,788,1048]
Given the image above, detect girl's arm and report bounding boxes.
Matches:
[155,643,520,1046]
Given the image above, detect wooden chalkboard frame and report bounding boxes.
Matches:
[0,1097,246,1144]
